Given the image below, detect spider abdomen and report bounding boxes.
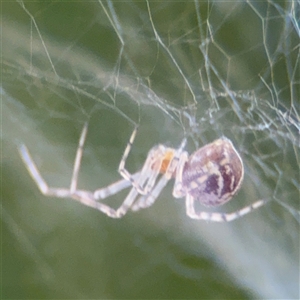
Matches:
[182,137,244,207]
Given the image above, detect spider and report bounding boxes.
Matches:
[18,123,268,222]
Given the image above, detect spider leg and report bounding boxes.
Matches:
[134,146,165,193]
[93,172,140,199]
[18,144,90,198]
[118,127,164,195]
[185,194,269,222]
[92,166,158,218]
[131,175,169,211]
[18,143,146,218]
[172,151,188,198]
[73,186,139,218]
[107,148,174,216]
[70,123,158,200]
[19,123,89,195]
[18,144,93,200]
[19,144,51,195]
[70,122,88,193]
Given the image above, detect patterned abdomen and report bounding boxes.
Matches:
[182,137,244,207]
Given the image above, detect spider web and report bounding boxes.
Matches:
[2,1,299,299]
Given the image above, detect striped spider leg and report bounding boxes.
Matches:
[19,124,269,221]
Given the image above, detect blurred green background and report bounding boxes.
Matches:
[2,1,299,299]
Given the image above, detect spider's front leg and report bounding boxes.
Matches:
[118,128,165,196]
